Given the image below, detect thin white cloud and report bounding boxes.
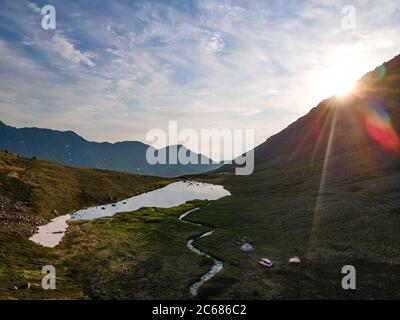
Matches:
[26,0,41,13]
[201,32,225,54]
[0,0,399,157]
[48,34,96,67]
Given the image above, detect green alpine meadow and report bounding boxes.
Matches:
[0,0,399,303]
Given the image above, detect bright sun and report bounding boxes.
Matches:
[309,55,362,102]
[334,79,355,97]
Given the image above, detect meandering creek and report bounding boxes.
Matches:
[179,207,224,297]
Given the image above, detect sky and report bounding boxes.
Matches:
[0,0,399,159]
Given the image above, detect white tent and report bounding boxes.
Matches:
[289,256,301,264]
[240,243,254,252]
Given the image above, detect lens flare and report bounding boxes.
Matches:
[364,102,400,153]
[374,65,387,80]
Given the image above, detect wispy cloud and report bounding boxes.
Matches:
[48,34,96,67]
[0,0,399,155]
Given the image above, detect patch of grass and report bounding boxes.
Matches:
[57,201,212,300]
[189,149,400,299]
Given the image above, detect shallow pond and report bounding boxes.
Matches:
[29,181,231,248]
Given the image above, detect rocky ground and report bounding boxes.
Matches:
[0,195,44,236]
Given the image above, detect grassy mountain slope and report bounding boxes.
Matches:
[188,55,400,299]
[0,152,175,298]
[0,151,170,234]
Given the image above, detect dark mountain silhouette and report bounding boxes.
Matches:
[205,54,400,299]
[223,54,400,177]
[0,122,221,178]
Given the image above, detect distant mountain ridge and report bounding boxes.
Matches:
[0,122,221,178]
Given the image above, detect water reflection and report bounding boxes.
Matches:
[30,181,231,248]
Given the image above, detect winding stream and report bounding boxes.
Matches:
[179,207,223,297]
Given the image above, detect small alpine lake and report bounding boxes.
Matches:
[29,181,231,248]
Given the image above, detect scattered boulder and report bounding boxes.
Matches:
[289,256,301,264]
[13,282,31,290]
[0,195,44,235]
[21,282,31,290]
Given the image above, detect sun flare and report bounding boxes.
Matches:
[334,80,355,97]
[309,54,363,102]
